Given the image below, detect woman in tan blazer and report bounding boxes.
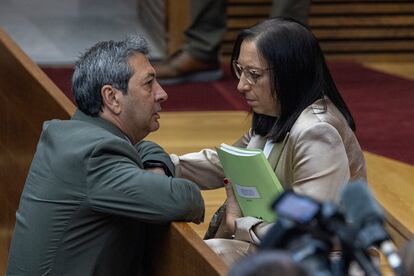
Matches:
[170,17,366,265]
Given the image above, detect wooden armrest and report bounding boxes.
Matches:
[144,222,228,275]
[365,152,414,247]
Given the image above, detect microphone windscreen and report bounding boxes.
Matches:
[340,180,385,229]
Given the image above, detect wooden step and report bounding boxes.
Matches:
[228,2,414,16]
[221,0,414,61]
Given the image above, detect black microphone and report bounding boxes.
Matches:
[340,180,405,276]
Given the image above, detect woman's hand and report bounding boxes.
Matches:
[223,178,242,234]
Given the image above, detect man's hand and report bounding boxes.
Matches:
[146,167,166,175]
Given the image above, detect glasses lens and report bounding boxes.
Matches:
[232,60,242,80]
[244,71,255,85]
[232,60,257,85]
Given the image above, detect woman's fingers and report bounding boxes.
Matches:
[223,178,236,202]
[223,178,234,197]
[223,178,242,234]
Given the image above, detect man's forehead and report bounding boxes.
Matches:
[128,53,149,66]
[128,53,155,76]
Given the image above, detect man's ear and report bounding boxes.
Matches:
[101,85,122,114]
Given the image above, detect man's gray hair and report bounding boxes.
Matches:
[72,34,149,116]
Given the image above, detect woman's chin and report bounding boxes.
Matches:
[252,109,277,117]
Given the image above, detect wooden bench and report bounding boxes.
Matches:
[0,27,227,275]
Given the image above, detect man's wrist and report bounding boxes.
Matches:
[143,161,172,176]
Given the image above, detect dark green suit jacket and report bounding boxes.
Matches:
[7,110,204,276]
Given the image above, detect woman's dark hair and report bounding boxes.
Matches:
[231,17,355,143]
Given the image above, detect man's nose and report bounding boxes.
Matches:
[155,81,168,102]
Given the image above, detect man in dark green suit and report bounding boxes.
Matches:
[7,35,205,275]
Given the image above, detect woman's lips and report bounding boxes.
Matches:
[245,98,257,106]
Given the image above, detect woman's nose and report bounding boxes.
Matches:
[237,75,251,93]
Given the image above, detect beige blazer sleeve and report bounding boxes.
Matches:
[170,149,224,189]
[170,131,253,190]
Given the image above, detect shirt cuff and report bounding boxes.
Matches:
[234,217,263,244]
[143,161,173,177]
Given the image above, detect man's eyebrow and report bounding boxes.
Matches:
[143,72,155,81]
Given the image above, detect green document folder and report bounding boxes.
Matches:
[216,143,284,222]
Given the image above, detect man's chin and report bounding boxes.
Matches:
[149,121,160,132]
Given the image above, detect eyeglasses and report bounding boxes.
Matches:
[232,60,272,85]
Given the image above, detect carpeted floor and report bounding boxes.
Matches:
[42,62,414,165]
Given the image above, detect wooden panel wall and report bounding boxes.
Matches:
[0,27,75,273]
[221,0,414,61]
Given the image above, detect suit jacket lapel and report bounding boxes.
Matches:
[247,133,290,189]
[246,135,266,150]
[246,133,290,171]
[268,132,290,173]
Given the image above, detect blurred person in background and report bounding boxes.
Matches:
[154,0,310,84]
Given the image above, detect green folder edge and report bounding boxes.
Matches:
[216,145,284,222]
